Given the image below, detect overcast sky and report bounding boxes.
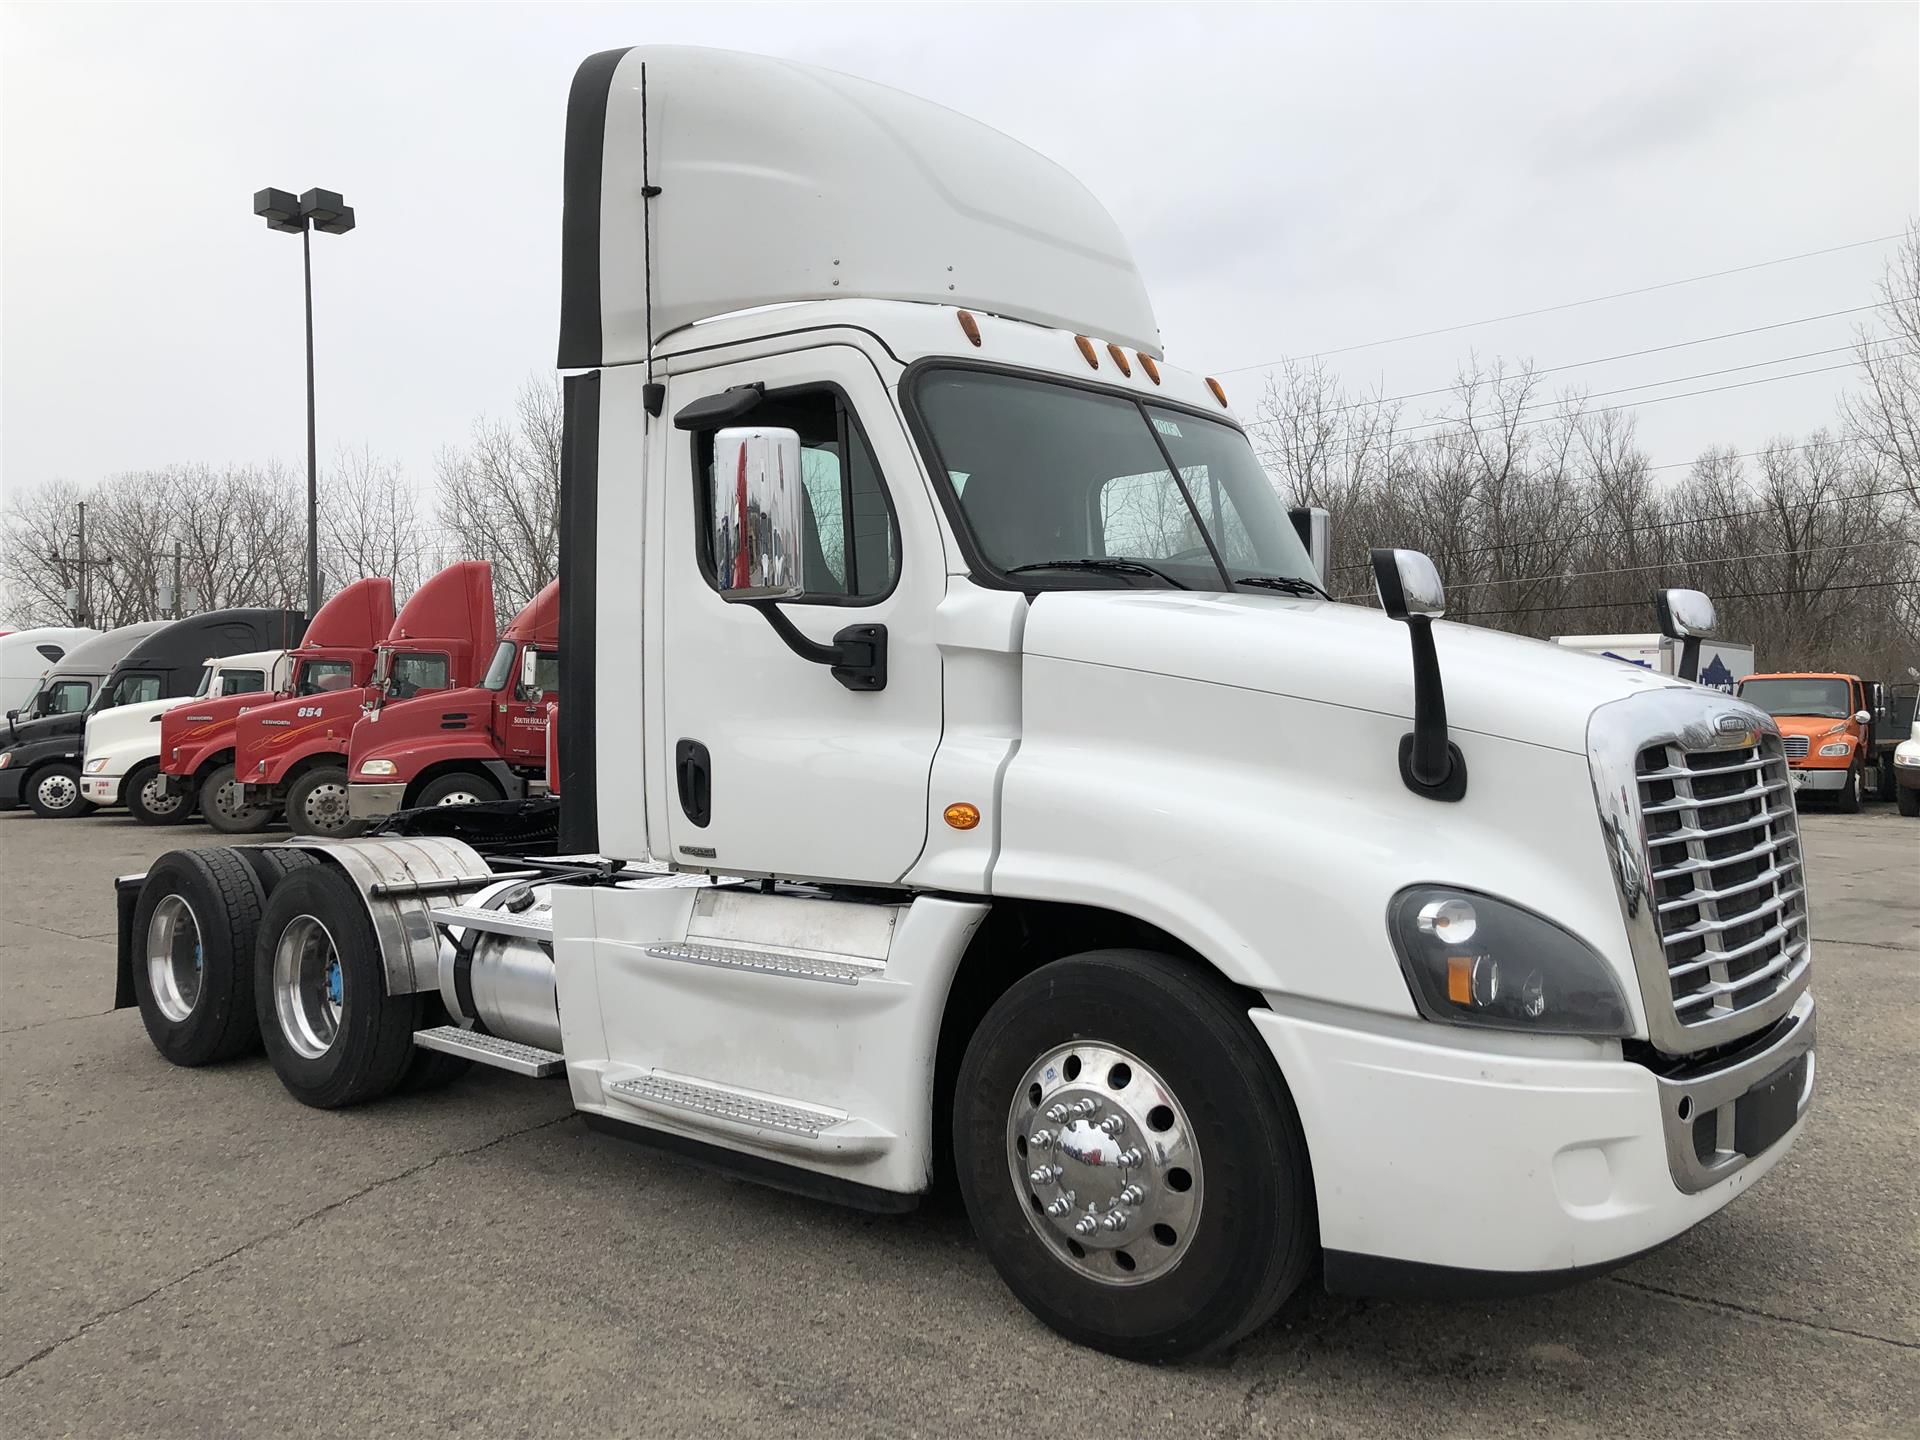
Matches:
[2,3,1914,502]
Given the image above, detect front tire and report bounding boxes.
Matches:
[131,848,269,1064]
[1898,785,1919,818]
[1836,763,1862,813]
[415,771,505,808]
[953,949,1315,1361]
[255,865,419,1108]
[27,762,93,819]
[286,765,367,838]
[201,763,276,834]
[127,760,194,825]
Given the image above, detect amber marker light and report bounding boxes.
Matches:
[957,310,982,347]
[1107,343,1132,377]
[1206,376,1229,407]
[1138,353,1161,384]
[943,802,982,830]
[1446,955,1475,1006]
[1074,335,1100,369]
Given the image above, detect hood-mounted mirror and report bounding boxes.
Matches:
[1372,548,1466,802]
[1656,587,1716,683]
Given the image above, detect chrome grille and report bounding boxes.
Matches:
[1783,735,1809,759]
[1635,736,1809,1031]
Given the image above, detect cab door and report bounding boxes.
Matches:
[495,650,558,762]
[659,347,945,883]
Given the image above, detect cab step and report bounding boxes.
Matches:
[605,1071,892,1157]
[640,939,879,985]
[413,1025,564,1077]
[428,904,553,941]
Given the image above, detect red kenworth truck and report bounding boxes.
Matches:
[233,561,497,837]
[158,577,396,833]
[347,580,560,820]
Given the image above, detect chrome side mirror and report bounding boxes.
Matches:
[1853,709,1872,725]
[1656,588,1716,640]
[713,427,806,602]
[1372,548,1445,621]
[520,647,540,692]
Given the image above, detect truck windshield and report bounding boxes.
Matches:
[192,664,217,698]
[481,640,516,692]
[912,368,1320,591]
[1737,677,1854,719]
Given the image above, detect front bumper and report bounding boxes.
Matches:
[1252,992,1815,1283]
[1895,760,1920,792]
[348,781,407,820]
[0,767,20,809]
[80,773,125,806]
[1788,764,1850,793]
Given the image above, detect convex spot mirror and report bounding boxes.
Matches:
[520,647,540,693]
[712,427,808,602]
[1853,709,1872,725]
[1372,548,1446,620]
[1656,588,1716,640]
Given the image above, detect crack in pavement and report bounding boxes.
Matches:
[1606,1276,1918,1351]
[0,1110,576,1385]
[1811,936,1918,953]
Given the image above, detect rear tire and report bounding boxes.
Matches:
[255,865,419,1108]
[127,760,194,826]
[286,765,367,838]
[953,949,1315,1361]
[1836,763,1862,813]
[201,763,276,834]
[131,848,268,1065]
[27,762,93,819]
[415,772,505,809]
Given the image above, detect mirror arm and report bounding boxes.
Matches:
[749,603,888,692]
[1399,616,1467,800]
[1677,636,1702,684]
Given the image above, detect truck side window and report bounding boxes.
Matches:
[388,653,451,699]
[101,673,163,708]
[693,387,899,603]
[217,669,267,697]
[37,680,92,716]
[297,660,356,696]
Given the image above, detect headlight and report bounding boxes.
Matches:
[1898,752,1920,767]
[1388,886,1632,1037]
[1817,742,1851,756]
[85,758,109,773]
[360,759,396,776]
[0,752,11,769]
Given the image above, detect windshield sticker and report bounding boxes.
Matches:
[1152,418,1183,438]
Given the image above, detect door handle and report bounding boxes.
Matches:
[675,738,712,827]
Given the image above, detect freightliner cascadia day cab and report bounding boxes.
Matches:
[115,48,1816,1361]
[0,627,100,715]
[232,565,495,837]
[347,580,560,819]
[80,650,288,823]
[2,609,302,819]
[160,577,396,835]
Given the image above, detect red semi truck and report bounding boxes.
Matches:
[158,578,395,833]
[347,581,560,819]
[234,561,497,837]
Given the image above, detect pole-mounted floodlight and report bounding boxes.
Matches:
[253,185,355,618]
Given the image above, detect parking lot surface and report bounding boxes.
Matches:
[1,806,1914,1438]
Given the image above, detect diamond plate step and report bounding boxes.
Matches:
[641,940,877,985]
[606,1073,843,1138]
[413,1025,564,1077]
[429,904,553,941]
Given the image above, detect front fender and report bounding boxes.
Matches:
[991,656,1640,1033]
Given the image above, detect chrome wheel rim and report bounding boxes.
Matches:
[301,780,351,832]
[140,774,183,816]
[144,894,203,1022]
[38,773,77,810]
[1007,1041,1203,1287]
[273,915,344,1060]
[435,789,484,806]
[211,778,254,822]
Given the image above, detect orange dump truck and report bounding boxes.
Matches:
[1733,672,1902,811]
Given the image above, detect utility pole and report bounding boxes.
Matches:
[172,542,184,620]
[77,501,87,626]
[48,501,108,627]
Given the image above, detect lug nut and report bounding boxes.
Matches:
[1119,1185,1146,1205]
[1029,1166,1052,1186]
[1117,1148,1145,1167]
[1101,1212,1128,1232]
[1073,1216,1099,1236]
[1071,1099,1099,1117]
[1045,1197,1072,1216]
[1099,1116,1124,1136]
[1045,1103,1069,1123]
[1029,1129,1053,1150]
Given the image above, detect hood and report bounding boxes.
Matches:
[85,695,187,749]
[3,706,90,750]
[1022,590,1691,755]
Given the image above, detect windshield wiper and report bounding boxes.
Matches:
[1005,559,1191,590]
[1237,574,1329,600]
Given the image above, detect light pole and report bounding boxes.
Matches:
[252,186,355,617]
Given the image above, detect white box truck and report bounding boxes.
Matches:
[111,46,1814,1361]
[1552,632,1757,694]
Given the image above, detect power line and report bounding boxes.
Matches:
[1215,232,1905,373]
[1333,539,1908,601]
[1463,579,1913,619]
[1325,477,1910,574]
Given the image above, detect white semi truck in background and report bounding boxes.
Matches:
[113,46,1815,1360]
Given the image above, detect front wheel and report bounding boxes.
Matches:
[286,765,367,838]
[1836,763,1862,814]
[127,760,193,825]
[954,949,1315,1361]
[415,772,504,808]
[27,762,93,819]
[201,763,276,834]
[1898,785,1919,818]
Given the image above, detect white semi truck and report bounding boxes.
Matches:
[113,46,1815,1360]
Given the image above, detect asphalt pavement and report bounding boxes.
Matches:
[1,804,1914,1438]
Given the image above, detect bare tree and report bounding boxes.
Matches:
[1841,224,1920,509]
[320,446,433,597]
[434,375,562,622]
